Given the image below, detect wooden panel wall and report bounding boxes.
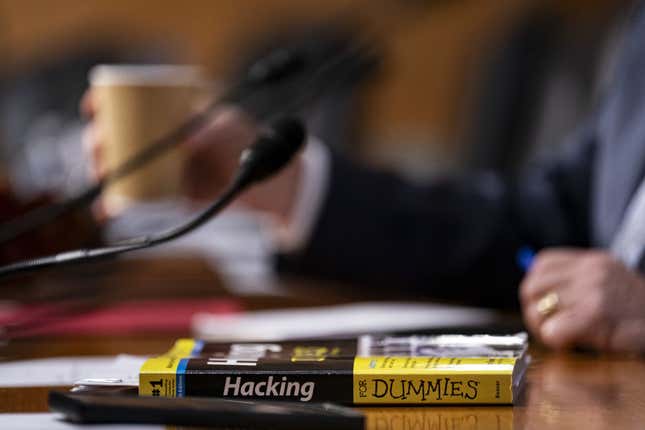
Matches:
[0,0,614,165]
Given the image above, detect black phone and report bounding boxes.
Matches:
[49,391,364,429]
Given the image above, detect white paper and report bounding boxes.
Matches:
[192,301,499,341]
[0,355,145,387]
[104,203,285,296]
[0,413,163,430]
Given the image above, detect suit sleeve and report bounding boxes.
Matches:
[275,124,597,309]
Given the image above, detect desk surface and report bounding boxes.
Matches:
[1,257,644,430]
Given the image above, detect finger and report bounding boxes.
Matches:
[91,199,110,224]
[80,89,96,119]
[182,145,225,201]
[605,319,645,353]
[539,310,585,350]
[538,284,609,351]
[82,124,106,180]
[529,248,586,275]
[184,107,256,153]
[519,267,573,305]
[184,107,236,147]
[522,283,575,339]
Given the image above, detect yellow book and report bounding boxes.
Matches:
[140,333,529,405]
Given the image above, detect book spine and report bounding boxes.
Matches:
[140,356,355,403]
[140,356,181,398]
[352,357,514,404]
[140,356,515,404]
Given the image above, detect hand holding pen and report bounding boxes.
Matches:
[517,246,645,352]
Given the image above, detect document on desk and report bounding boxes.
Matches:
[0,413,164,430]
[193,301,500,341]
[0,355,144,387]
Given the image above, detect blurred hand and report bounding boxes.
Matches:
[520,248,645,352]
[80,89,302,224]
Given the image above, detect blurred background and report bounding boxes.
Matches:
[0,0,628,280]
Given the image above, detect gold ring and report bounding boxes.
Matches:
[536,292,560,317]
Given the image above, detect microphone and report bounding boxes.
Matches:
[235,117,305,187]
[0,49,306,247]
[242,49,305,87]
[0,40,364,245]
[0,117,305,279]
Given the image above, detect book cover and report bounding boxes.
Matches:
[140,334,529,405]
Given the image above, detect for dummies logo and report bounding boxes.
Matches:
[223,376,315,402]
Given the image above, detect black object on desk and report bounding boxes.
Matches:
[49,391,364,429]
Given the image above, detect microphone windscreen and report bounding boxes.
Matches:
[245,49,305,85]
[237,117,306,186]
[271,117,306,151]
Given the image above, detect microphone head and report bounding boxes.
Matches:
[269,116,306,150]
[237,117,306,186]
[245,49,305,86]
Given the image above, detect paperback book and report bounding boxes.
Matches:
[139,333,529,405]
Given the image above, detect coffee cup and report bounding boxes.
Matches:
[89,64,208,213]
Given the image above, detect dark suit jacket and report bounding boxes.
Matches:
[277,2,645,309]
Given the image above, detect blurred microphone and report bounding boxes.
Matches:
[236,116,305,186]
[0,118,305,279]
[242,48,305,87]
[0,49,307,247]
[0,39,368,246]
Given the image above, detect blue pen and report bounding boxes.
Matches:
[516,246,535,272]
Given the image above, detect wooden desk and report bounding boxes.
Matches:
[3,338,644,429]
[1,257,644,429]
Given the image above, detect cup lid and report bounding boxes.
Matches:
[89,64,204,86]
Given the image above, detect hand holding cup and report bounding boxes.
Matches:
[82,65,302,223]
